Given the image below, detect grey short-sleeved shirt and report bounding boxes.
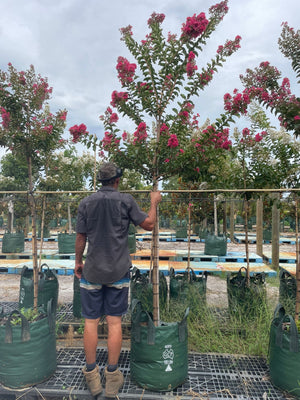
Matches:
[76,187,148,284]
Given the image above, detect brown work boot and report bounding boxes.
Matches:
[82,365,103,396]
[104,367,124,398]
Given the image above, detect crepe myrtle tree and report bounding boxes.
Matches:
[225,22,300,319]
[0,63,67,309]
[70,1,251,324]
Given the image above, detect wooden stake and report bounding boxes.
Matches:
[295,196,300,321]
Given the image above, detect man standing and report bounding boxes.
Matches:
[75,162,161,398]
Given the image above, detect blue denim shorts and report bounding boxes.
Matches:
[80,270,130,319]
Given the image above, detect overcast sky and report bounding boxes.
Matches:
[0,0,299,152]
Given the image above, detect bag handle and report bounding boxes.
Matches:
[169,267,175,278]
[47,298,56,332]
[130,299,155,344]
[5,310,31,344]
[238,267,247,276]
[276,314,299,353]
[20,265,30,277]
[178,307,189,342]
[273,303,286,320]
[40,263,58,280]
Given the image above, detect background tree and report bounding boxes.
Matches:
[0,63,67,309]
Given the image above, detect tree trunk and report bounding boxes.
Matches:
[38,195,46,269]
[214,195,218,236]
[271,193,280,270]
[68,202,72,234]
[295,197,300,321]
[230,198,235,242]
[187,194,191,278]
[152,196,160,326]
[256,196,263,257]
[223,201,227,235]
[244,197,250,285]
[28,156,38,310]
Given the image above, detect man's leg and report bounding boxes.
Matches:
[106,315,122,365]
[80,282,104,397]
[84,317,100,364]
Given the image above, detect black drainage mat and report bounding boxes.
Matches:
[0,348,293,399]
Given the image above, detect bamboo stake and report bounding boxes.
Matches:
[230,198,234,243]
[214,195,218,236]
[152,183,160,326]
[244,197,250,286]
[38,195,46,270]
[28,156,38,310]
[256,197,263,257]
[295,196,300,321]
[187,194,192,279]
[68,201,72,234]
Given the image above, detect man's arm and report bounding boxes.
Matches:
[139,191,162,231]
[75,232,87,278]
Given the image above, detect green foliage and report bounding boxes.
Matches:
[74,3,243,186]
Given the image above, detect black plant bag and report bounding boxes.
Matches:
[279,268,296,316]
[169,267,207,304]
[130,267,167,313]
[19,264,59,313]
[227,267,266,317]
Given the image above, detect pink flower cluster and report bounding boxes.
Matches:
[116,57,137,86]
[194,125,232,151]
[32,79,53,108]
[0,107,10,129]
[59,111,67,121]
[224,89,251,115]
[133,122,148,144]
[110,113,118,124]
[179,102,194,123]
[111,90,128,107]
[120,25,133,39]
[19,71,26,85]
[167,134,179,148]
[239,60,300,132]
[209,1,229,20]
[217,36,242,57]
[186,51,198,77]
[69,123,88,143]
[160,123,170,134]
[199,70,214,87]
[147,12,165,27]
[102,131,114,150]
[42,125,53,135]
[100,107,119,126]
[181,13,209,40]
[239,127,267,146]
